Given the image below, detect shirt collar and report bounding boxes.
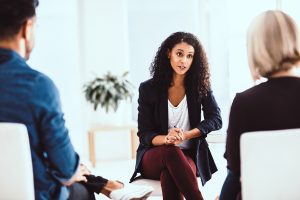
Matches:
[0,47,26,65]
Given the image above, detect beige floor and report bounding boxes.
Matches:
[88,143,227,200]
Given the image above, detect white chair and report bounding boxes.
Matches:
[240,129,300,200]
[131,133,226,198]
[130,132,162,197]
[0,123,34,200]
[131,178,162,197]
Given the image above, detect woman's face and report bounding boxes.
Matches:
[168,42,194,75]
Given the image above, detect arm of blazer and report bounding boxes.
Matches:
[196,91,222,138]
[137,81,160,147]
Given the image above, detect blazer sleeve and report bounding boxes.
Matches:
[197,90,222,137]
[137,83,159,147]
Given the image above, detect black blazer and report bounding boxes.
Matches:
[130,79,222,185]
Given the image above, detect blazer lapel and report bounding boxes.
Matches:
[186,88,198,128]
[159,91,168,134]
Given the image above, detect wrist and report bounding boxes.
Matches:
[183,131,190,140]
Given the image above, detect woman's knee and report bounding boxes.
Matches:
[161,145,183,157]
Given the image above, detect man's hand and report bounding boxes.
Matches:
[63,163,91,186]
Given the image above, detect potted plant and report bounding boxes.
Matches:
[84,71,133,112]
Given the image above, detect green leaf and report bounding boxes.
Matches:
[83,71,134,112]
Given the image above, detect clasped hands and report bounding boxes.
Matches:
[164,127,185,145]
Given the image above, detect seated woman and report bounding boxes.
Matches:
[130,32,222,200]
[219,10,300,200]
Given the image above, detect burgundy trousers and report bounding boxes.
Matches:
[141,145,204,200]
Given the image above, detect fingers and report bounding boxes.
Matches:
[63,164,91,186]
[177,132,184,140]
[79,164,91,176]
[165,128,185,145]
[76,164,91,182]
[174,134,181,141]
[168,129,179,137]
[169,129,183,140]
[76,175,88,182]
[169,127,181,134]
[165,135,176,145]
[165,134,183,145]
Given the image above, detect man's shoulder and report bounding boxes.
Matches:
[24,67,56,89]
[18,66,59,99]
[16,64,52,83]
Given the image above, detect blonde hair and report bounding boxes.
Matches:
[247,10,300,80]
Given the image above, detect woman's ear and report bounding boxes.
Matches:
[167,49,171,59]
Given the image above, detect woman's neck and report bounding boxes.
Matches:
[270,66,300,78]
[171,74,185,87]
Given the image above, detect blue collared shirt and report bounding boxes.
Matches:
[0,48,79,200]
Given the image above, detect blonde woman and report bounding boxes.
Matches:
[220,10,300,200]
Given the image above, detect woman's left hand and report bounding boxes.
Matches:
[165,127,185,145]
[174,129,186,145]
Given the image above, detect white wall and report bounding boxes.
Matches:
[28,0,85,155]
[26,0,300,161]
[28,0,133,160]
[79,0,129,78]
[79,0,131,128]
[128,0,209,120]
[27,0,229,160]
[204,0,231,128]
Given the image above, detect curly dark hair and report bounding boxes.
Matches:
[0,0,39,39]
[150,32,210,98]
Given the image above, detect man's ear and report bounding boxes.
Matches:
[20,18,35,40]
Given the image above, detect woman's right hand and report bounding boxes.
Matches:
[165,127,183,145]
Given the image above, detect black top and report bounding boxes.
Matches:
[225,77,300,177]
[130,79,222,185]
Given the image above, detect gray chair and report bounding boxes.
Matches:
[240,129,300,200]
[0,123,34,200]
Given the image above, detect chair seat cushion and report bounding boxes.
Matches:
[131,178,162,196]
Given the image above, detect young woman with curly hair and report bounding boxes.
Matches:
[130,32,222,200]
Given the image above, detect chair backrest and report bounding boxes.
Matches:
[240,128,300,200]
[0,123,34,200]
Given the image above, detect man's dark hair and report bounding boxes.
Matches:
[0,0,39,39]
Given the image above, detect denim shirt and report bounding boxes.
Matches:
[0,48,79,200]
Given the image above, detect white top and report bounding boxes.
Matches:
[168,95,194,149]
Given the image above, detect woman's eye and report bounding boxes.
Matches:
[187,54,193,59]
[176,52,183,57]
